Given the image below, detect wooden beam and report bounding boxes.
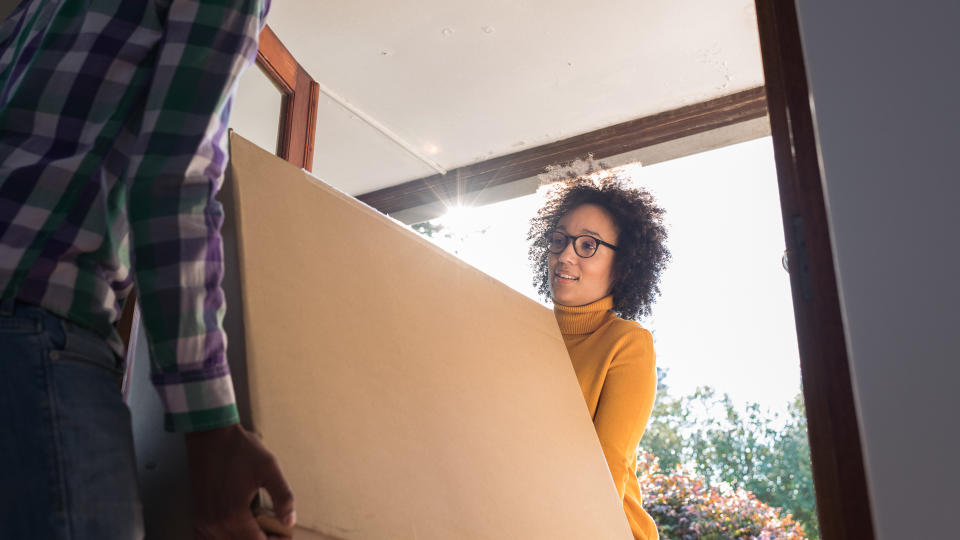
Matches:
[357,87,767,215]
[754,1,876,539]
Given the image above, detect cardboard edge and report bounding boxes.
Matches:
[227,132,556,329]
[226,131,266,435]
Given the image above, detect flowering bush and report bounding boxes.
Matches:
[637,452,807,540]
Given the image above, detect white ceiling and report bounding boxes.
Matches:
[234,0,765,196]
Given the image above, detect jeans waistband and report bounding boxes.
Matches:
[0,297,123,368]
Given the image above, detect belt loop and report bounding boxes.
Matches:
[0,297,15,317]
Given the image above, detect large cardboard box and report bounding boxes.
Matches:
[224,133,632,539]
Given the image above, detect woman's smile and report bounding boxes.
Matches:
[553,267,580,284]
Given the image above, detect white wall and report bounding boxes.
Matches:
[229,63,283,155]
[793,2,960,538]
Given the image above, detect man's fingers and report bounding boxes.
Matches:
[256,513,295,537]
[194,515,267,540]
[187,424,296,539]
[230,514,269,540]
[261,456,295,526]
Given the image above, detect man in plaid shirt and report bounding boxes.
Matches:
[0,0,295,537]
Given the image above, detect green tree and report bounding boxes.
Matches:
[411,221,445,238]
[640,373,819,538]
[641,368,689,472]
[752,396,818,537]
[412,219,488,256]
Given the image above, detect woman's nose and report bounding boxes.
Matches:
[559,241,578,263]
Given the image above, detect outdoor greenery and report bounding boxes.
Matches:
[412,220,488,257]
[641,368,819,539]
[638,452,807,539]
[411,221,445,238]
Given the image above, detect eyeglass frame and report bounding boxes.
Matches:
[546,230,618,258]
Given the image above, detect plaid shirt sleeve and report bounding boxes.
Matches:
[128,0,269,432]
[0,0,268,432]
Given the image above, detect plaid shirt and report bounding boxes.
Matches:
[0,0,268,432]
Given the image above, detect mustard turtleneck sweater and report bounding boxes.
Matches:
[554,295,658,540]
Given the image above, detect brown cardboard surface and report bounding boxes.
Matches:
[226,132,632,539]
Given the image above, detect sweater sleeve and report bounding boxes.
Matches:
[592,327,657,498]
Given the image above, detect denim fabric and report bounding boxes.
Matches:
[0,299,144,539]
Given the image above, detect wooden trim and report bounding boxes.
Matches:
[276,91,294,160]
[118,293,138,403]
[284,67,315,170]
[303,81,320,172]
[357,87,768,215]
[116,293,137,352]
[754,1,876,539]
[255,26,296,94]
[120,305,141,404]
[254,25,317,170]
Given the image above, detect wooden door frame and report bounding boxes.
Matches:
[255,25,320,172]
[356,3,875,536]
[358,5,876,537]
[755,1,875,538]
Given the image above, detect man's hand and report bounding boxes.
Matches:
[185,424,295,539]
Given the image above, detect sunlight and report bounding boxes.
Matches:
[439,204,479,231]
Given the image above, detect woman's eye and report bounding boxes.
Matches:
[580,238,598,251]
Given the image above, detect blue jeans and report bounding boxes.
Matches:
[0,299,144,539]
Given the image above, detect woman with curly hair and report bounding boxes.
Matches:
[528,159,669,540]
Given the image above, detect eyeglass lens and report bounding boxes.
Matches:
[547,232,599,257]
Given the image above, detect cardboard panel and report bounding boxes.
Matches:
[226,133,631,539]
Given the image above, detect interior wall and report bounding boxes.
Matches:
[792,2,960,538]
[229,62,284,155]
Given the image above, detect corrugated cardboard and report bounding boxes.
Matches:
[225,132,632,539]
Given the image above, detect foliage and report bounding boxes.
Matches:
[642,367,690,472]
[412,219,489,256]
[641,369,819,539]
[411,221,445,238]
[638,452,808,540]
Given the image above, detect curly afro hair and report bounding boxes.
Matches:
[527,158,670,320]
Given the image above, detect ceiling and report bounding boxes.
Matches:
[231,0,766,199]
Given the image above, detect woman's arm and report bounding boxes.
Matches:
[592,327,658,498]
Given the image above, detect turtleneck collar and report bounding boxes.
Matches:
[553,295,615,335]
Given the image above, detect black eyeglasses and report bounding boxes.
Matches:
[546,230,617,258]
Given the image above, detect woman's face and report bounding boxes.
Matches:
[548,203,618,307]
